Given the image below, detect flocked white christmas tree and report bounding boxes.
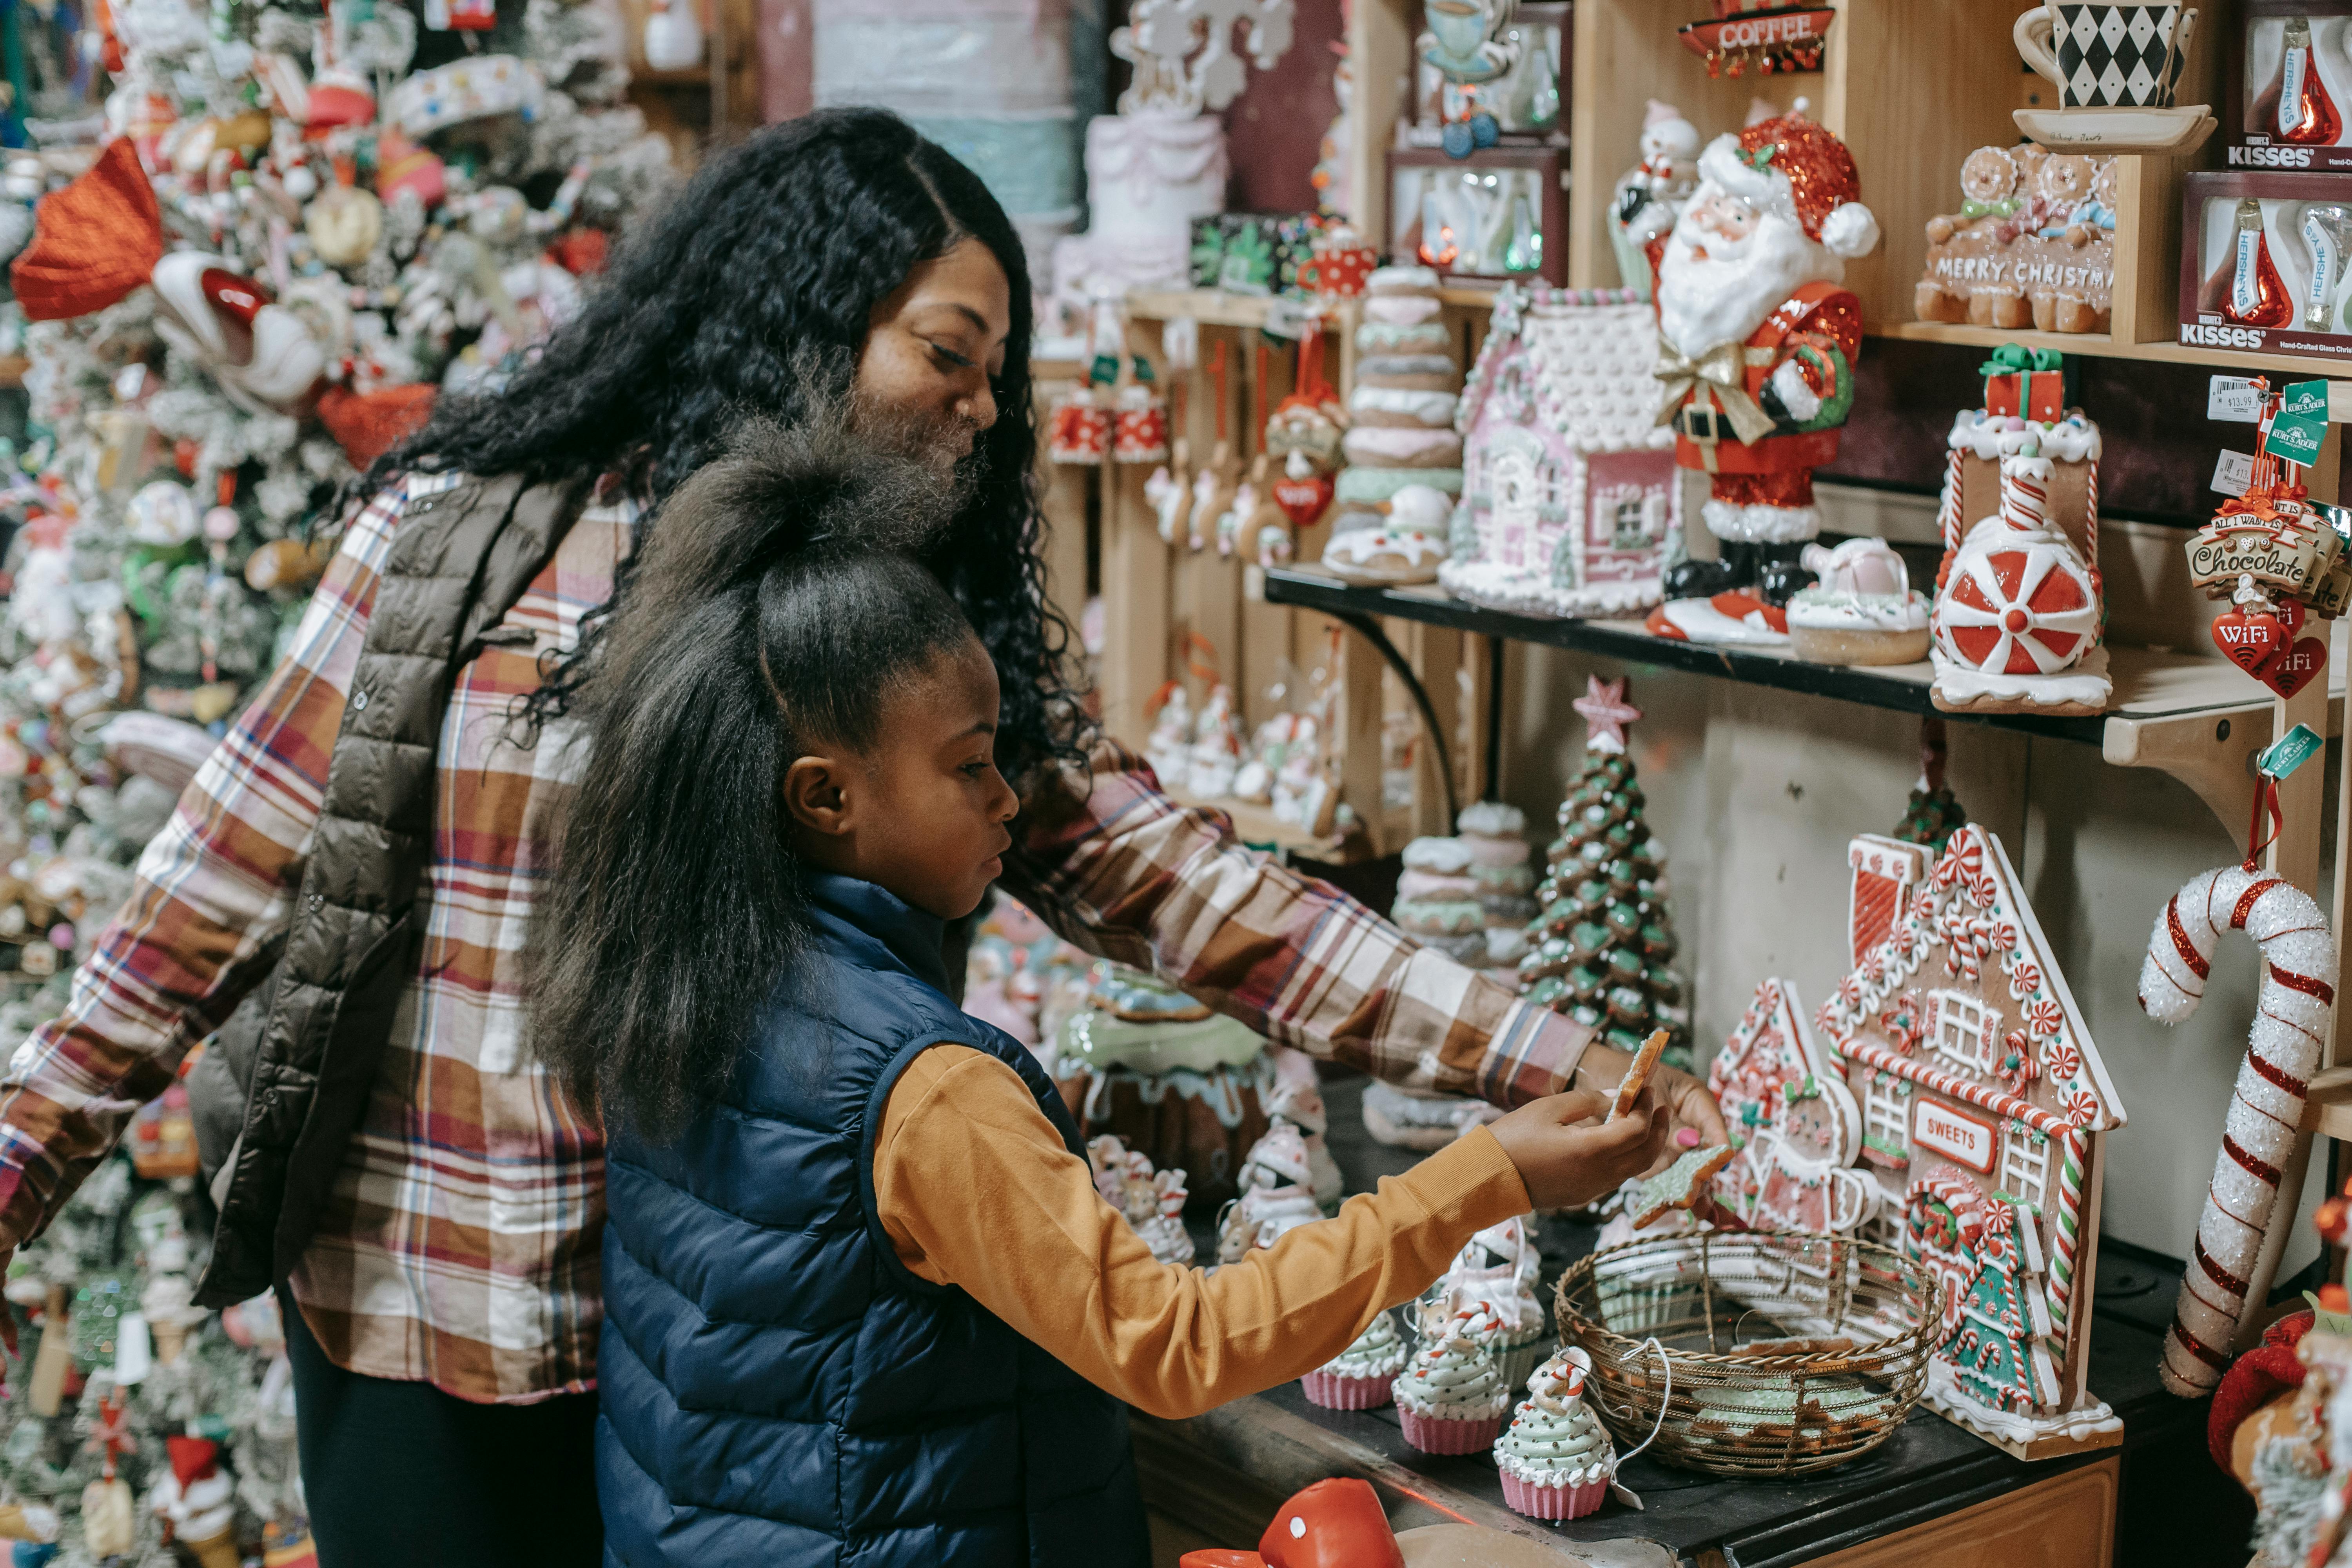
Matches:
[0,0,680,1557]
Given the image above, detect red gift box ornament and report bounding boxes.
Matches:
[1978,344,2065,422]
[1048,388,1109,465]
[1111,363,1169,465]
[1299,225,1378,299]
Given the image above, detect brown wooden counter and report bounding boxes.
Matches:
[1136,1079,2247,1568]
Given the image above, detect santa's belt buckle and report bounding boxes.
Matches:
[1677,407,1726,443]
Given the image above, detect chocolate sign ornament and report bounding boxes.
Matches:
[2186,376,2352,697]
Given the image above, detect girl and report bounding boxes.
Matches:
[539,423,1671,1567]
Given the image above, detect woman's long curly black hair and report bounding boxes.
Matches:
[366,107,1085,784]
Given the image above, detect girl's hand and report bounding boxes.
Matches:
[1574,1042,1731,1151]
[1486,1087,1671,1211]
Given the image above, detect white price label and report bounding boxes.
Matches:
[1262,298,1315,341]
[2209,376,2267,423]
[2213,449,2257,495]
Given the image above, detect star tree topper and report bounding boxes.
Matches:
[1574,676,1642,754]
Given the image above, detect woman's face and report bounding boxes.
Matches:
[857,238,1013,470]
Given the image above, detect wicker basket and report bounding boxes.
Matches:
[1553,1231,1940,1478]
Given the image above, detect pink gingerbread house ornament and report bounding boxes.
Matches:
[1813,826,2127,1459]
[1438,285,1683,619]
[1707,978,1875,1237]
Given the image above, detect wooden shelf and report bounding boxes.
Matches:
[1160,784,1394,864]
[1123,290,1368,330]
[1261,565,2348,838]
[1874,319,2352,381]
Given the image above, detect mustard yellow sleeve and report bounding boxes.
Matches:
[875,1045,1530,1421]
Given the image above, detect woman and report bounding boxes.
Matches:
[0,110,1724,1564]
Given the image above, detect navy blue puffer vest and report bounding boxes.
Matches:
[597,874,1149,1567]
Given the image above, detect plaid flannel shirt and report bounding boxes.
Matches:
[0,473,1586,1403]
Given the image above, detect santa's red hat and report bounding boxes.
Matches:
[2207,1308,2313,1473]
[1697,111,1880,261]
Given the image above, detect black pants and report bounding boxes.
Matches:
[279,1289,603,1566]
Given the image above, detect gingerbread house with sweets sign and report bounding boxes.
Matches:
[1813,825,2127,1459]
[1439,285,1682,619]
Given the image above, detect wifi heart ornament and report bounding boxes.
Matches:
[1271,470,1334,529]
[2212,608,2285,673]
[2258,637,2328,699]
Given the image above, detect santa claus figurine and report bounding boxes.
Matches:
[1646,107,1880,644]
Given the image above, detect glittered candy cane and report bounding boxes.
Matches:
[2139,866,2337,1396]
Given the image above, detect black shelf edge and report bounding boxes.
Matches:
[1261,569,2110,747]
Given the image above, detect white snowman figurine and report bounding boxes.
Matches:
[1608,100,1700,298]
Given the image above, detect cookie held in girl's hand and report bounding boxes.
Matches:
[1626,1143,1737,1231]
[1609,1027,1670,1120]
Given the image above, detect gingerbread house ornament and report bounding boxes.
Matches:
[1706,978,1876,1236]
[1437,285,1682,619]
[1813,826,2127,1458]
[1848,834,1932,969]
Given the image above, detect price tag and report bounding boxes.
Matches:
[2213,450,2256,496]
[2210,376,2266,423]
[2261,722,2325,780]
[1261,298,1314,341]
[2265,379,2333,464]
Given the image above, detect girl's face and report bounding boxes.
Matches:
[857,238,1013,470]
[783,635,1020,920]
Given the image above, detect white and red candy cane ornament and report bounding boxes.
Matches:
[2139,865,2337,1396]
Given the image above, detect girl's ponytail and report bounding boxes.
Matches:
[532,413,958,1135]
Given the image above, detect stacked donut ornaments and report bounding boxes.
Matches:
[1393,836,1490,964]
[1321,266,1460,585]
[1366,830,1513,1149]
[1455,802,1537,974]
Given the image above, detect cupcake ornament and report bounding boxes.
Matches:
[1440,1214,1547,1388]
[1301,1307,1408,1411]
[1391,1300,1513,1455]
[1494,1347,1637,1522]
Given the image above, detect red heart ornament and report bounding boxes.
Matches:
[2213,609,2285,673]
[2257,636,2327,699]
[2280,597,2309,637]
[1271,472,1334,528]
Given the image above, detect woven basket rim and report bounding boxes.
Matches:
[1552,1230,1942,1370]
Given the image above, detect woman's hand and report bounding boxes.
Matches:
[1486,1087,1671,1211]
[1574,1042,1730,1152]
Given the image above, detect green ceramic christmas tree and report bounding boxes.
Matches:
[1894,718,1967,852]
[1518,678,1689,1067]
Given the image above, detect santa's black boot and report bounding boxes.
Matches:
[1663,542,1758,601]
[1756,541,1818,607]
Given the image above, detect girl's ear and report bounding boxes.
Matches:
[782,754,856,837]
